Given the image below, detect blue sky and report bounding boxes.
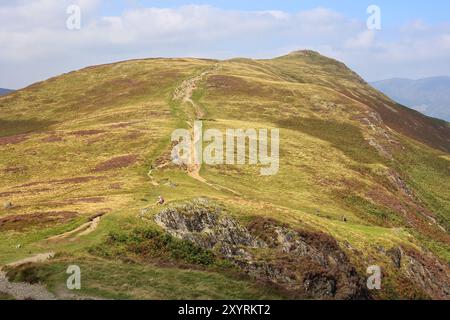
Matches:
[1,0,450,88]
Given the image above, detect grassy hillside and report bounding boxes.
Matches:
[0,51,449,300]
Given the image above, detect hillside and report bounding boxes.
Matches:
[371,77,450,122]
[0,51,449,300]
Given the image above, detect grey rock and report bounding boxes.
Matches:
[386,247,402,269]
[154,199,369,300]
[402,249,450,299]
[155,199,263,258]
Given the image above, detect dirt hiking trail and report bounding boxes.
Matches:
[0,253,56,300]
[45,214,104,242]
[172,65,240,196]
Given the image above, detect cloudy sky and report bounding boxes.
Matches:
[1,0,450,89]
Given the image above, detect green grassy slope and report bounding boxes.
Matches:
[0,51,449,300]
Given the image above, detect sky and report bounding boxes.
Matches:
[1,0,450,89]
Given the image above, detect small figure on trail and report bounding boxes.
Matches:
[342,216,347,222]
[156,195,165,206]
[138,196,165,219]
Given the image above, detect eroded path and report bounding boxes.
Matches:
[0,253,56,300]
[173,67,216,119]
[45,214,103,242]
[0,213,105,300]
[0,252,104,300]
[172,65,240,196]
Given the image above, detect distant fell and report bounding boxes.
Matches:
[0,88,13,96]
[371,76,450,122]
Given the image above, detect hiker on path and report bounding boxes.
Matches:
[138,196,165,219]
[156,195,165,206]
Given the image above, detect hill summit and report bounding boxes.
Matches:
[0,51,449,300]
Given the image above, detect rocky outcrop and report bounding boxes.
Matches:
[386,247,402,269]
[155,199,264,259]
[246,218,369,300]
[386,246,450,299]
[155,199,369,300]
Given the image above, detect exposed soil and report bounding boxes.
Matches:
[173,66,219,119]
[6,253,55,269]
[0,253,56,300]
[171,65,240,196]
[0,253,106,300]
[46,212,105,242]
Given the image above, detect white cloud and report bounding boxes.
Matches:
[345,30,376,49]
[440,34,450,49]
[401,19,429,32]
[1,1,450,88]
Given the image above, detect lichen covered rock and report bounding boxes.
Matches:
[386,246,450,299]
[155,199,369,299]
[155,199,264,258]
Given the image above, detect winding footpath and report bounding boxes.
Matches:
[172,66,240,196]
[0,253,56,300]
[0,214,104,300]
[45,215,102,242]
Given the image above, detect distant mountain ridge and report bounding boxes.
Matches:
[0,88,13,96]
[371,76,450,122]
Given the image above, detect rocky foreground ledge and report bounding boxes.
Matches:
[155,199,369,299]
[154,199,450,300]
